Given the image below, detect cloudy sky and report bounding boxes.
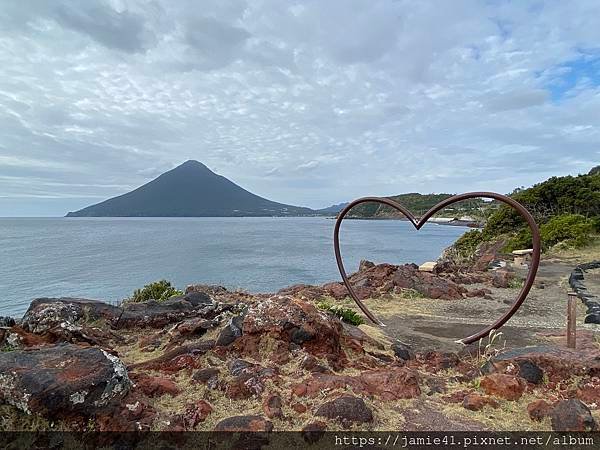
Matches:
[0,0,599,216]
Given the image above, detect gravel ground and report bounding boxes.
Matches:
[366,259,597,352]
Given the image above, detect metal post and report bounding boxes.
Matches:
[567,292,577,349]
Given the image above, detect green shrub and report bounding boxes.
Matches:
[317,301,364,326]
[125,280,183,304]
[452,229,485,258]
[504,227,533,253]
[539,214,594,250]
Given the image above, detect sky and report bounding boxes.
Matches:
[0,0,599,216]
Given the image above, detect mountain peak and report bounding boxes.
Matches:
[177,160,210,170]
[66,161,315,217]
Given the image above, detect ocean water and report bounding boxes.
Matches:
[0,217,468,318]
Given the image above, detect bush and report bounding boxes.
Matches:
[452,229,485,258]
[317,301,364,326]
[125,280,183,304]
[539,214,594,250]
[504,227,533,253]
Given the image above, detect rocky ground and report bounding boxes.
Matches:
[0,249,599,435]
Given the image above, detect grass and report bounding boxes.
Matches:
[317,301,364,325]
[439,391,552,431]
[546,235,600,263]
[476,329,506,366]
[0,405,71,432]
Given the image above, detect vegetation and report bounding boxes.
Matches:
[452,229,486,258]
[476,329,506,366]
[317,301,364,326]
[453,168,600,255]
[124,280,183,304]
[346,193,487,219]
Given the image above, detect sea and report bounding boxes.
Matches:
[0,217,468,318]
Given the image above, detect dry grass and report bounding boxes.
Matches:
[0,405,71,431]
[440,396,551,431]
[546,235,600,263]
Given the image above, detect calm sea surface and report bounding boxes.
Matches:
[0,217,467,318]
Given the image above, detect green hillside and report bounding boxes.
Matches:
[346,193,487,219]
[453,166,600,255]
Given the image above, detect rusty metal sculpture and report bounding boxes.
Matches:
[333,192,541,345]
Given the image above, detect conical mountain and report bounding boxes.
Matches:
[66,160,314,217]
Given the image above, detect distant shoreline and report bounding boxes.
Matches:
[337,216,482,228]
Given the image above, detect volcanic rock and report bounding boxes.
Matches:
[216,314,244,347]
[292,367,420,400]
[262,394,283,419]
[517,360,544,385]
[462,393,499,411]
[315,396,373,425]
[0,343,130,419]
[21,298,122,333]
[480,374,526,400]
[393,264,466,299]
[117,296,232,329]
[192,368,220,384]
[301,421,327,444]
[130,373,179,398]
[236,296,344,365]
[527,399,553,421]
[392,342,415,361]
[492,270,514,288]
[551,399,597,431]
[183,400,213,428]
[214,415,273,432]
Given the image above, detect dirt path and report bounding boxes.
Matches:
[358,258,596,352]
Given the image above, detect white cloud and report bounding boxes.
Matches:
[0,0,599,215]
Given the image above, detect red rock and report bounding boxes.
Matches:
[263,394,283,419]
[131,373,180,398]
[443,389,472,404]
[22,298,122,333]
[527,399,553,421]
[315,396,373,425]
[576,378,600,407]
[490,343,600,382]
[301,421,327,444]
[277,284,327,301]
[492,270,514,288]
[192,368,220,384]
[421,351,460,371]
[97,394,157,431]
[392,265,466,300]
[462,393,499,411]
[480,374,526,400]
[175,317,212,336]
[322,283,349,300]
[472,239,507,272]
[292,403,307,413]
[0,343,130,420]
[357,368,421,400]
[237,296,344,363]
[138,333,162,352]
[292,367,420,400]
[214,415,273,432]
[183,400,213,428]
[130,340,214,372]
[292,373,352,398]
[551,399,597,431]
[224,359,278,399]
[300,355,332,373]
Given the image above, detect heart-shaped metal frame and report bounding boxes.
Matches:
[333,192,541,344]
